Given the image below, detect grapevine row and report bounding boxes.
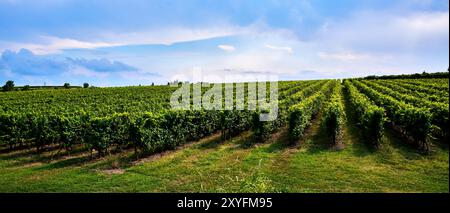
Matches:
[361,80,448,140]
[321,81,346,145]
[351,80,431,149]
[251,80,329,141]
[287,80,335,142]
[343,80,384,146]
[374,80,448,104]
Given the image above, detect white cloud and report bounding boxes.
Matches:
[0,22,296,55]
[317,52,373,61]
[0,25,245,55]
[396,11,448,36]
[62,66,110,78]
[264,44,293,54]
[98,26,244,46]
[317,11,449,52]
[217,44,236,52]
[0,36,122,55]
[173,49,301,79]
[99,22,297,47]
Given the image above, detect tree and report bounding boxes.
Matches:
[2,80,14,92]
[152,82,155,86]
[22,85,31,91]
[83,83,89,88]
[63,83,70,89]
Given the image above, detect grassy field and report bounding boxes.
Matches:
[1,102,448,192]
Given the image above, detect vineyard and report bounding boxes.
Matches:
[0,77,448,192]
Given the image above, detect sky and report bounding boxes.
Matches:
[0,0,448,86]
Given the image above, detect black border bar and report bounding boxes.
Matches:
[0,193,448,211]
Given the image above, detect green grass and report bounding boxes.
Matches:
[0,109,448,192]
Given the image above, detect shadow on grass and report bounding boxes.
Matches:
[0,150,37,161]
[341,91,376,157]
[197,135,225,150]
[94,131,246,171]
[31,148,135,171]
[263,129,291,153]
[236,133,259,149]
[8,146,88,168]
[232,126,297,151]
[380,126,429,161]
[0,143,61,154]
[0,144,63,161]
[88,153,138,171]
[6,133,224,171]
[0,145,31,154]
[342,88,440,159]
[32,154,93,171]
[304,127,334,154]
[71,132,230,171]
[292,110,346,155]
[432,137,449,151]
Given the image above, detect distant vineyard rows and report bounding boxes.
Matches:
[0,78,448,157]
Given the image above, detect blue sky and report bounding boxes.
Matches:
[0,0,448,86]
